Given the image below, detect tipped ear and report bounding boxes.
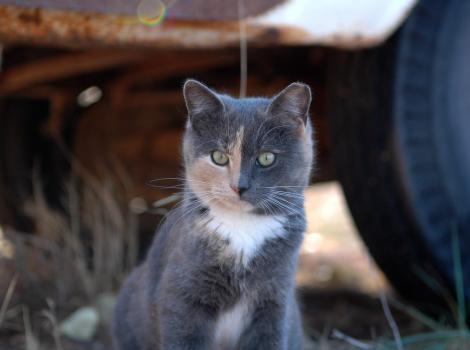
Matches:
[268,82,312,123]
[183,79,224,117]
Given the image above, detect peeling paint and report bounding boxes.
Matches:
[254,0,418,48]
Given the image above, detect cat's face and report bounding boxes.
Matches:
[182,80,313,216]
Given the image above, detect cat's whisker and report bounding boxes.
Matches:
[270,191,304,199]
[268,197,301,216]
[274,195,303,201]
[260,194,285,216]
[271,195,303,208]
[148,178,215,187]
[258,201,271,216]
[259,185,307,188]
[271,189,304,194]
[271,196,304,204]
[265,197,292,214]
[261,199,277,217]
[148,185,187,190]
[210,190,234,199]
[269,191,303,200]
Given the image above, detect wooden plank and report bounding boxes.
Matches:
[0,50,145,94]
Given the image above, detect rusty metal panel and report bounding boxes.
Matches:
[0,0,418,49]
[0,0,285,20]
[0,6,252,48]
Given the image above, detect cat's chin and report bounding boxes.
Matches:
[209,197,254,213]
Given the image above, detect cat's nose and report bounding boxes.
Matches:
[231,185,240,194]
[231,185,249,196]
[238,186,249,196]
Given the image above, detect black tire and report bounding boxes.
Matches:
[329,0,470,314]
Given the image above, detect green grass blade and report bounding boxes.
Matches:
[451,223,467,329]
[389,298,445,332]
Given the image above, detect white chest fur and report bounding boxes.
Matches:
[213,298,251,349]
[202,207,287,266]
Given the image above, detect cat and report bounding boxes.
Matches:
[112,79,314,350]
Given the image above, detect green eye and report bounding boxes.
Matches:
[257,152,276,167]
[211,150,229,166]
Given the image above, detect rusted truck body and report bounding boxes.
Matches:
[0,0,416,48]
[1,0,469,313]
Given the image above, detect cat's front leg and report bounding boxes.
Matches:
[158,305,213,350]
[241,303,288,350]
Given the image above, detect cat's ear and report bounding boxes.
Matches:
[183,79,224,118]
[268,82,312,124]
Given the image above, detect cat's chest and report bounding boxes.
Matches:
[200,207,287,267]
[212,297,251,350]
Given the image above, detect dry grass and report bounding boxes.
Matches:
[0,276,17,329]
[16,164,138,307]
[0,162,139,349]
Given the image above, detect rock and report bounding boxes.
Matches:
[95,294,116,326]
[59,306,99,342]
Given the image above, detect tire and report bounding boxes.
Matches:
[328,0,470,313]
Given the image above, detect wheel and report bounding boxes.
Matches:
[328,0,470,314]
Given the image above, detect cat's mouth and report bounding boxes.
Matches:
[209,189,254,213]
[186,174,254,213]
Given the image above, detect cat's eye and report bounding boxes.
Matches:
[211,150,229,166]
[257,152,276,167]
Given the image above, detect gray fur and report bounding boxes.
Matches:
[112,80,314,350]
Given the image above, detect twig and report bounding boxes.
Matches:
[331,329,372,349]
[238,0,247,98]
[379,291,404,350]
[23,306,40,350]
[42,299,64,350]
[0,275,18,328]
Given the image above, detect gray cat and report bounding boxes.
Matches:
[112,79,314,350]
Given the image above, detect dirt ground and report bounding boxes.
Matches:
[299,182,387,293]
[298,183,426,347]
